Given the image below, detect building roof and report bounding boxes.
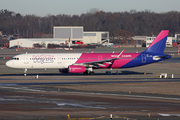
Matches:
[10,38,65,42]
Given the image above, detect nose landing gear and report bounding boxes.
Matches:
[24,68,27,76]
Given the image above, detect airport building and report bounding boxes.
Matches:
[9,26,109,48]
[9,38,65,48]
[146,36,174,47]
[8,26,176,48]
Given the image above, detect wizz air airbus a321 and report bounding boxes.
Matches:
[6,30,171,75]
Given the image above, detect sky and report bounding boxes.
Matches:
[1,0,180,17]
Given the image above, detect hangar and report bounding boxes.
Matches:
[53,26,109,44]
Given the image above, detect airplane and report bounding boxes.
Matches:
[6,30,171,75]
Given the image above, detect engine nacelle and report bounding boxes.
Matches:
[68,65,86,73]
[59,69,69,73]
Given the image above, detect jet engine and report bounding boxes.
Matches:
[68,65,86,73]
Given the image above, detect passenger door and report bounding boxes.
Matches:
[141,54,146,63]
[57,55,62,64]
[98,56,103,61]
[24,55,29,64]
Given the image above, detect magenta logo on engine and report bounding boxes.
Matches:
[69,65,86,73]
[72,67,81,71]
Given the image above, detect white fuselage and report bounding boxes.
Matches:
[6,53,82,69]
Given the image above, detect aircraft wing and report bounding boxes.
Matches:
[73,49,125,68]
[74,58,118,67]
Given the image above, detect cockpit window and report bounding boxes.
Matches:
[12,57,19,60]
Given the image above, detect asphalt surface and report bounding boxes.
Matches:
[0,47,180,120]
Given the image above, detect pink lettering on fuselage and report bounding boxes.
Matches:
[33,55,54,64]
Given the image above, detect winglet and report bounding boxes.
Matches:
[117,49,125,58]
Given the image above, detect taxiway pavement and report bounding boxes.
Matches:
[0,48,180,120]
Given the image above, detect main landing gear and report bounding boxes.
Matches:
[89,71,95,75]
[83,67,95,75]
[83,70,95,75]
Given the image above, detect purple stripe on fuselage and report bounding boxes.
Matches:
[75,53,140,68]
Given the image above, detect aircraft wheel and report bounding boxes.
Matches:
[24,69,27,76]
[89,71,94,75]
[83,70,89,75]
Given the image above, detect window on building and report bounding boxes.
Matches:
[147,38,151,40]
[128,40,131,44]
[137,40,141,45]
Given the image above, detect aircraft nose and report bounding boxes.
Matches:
[6,61,13,68]
[5,61,10,67]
